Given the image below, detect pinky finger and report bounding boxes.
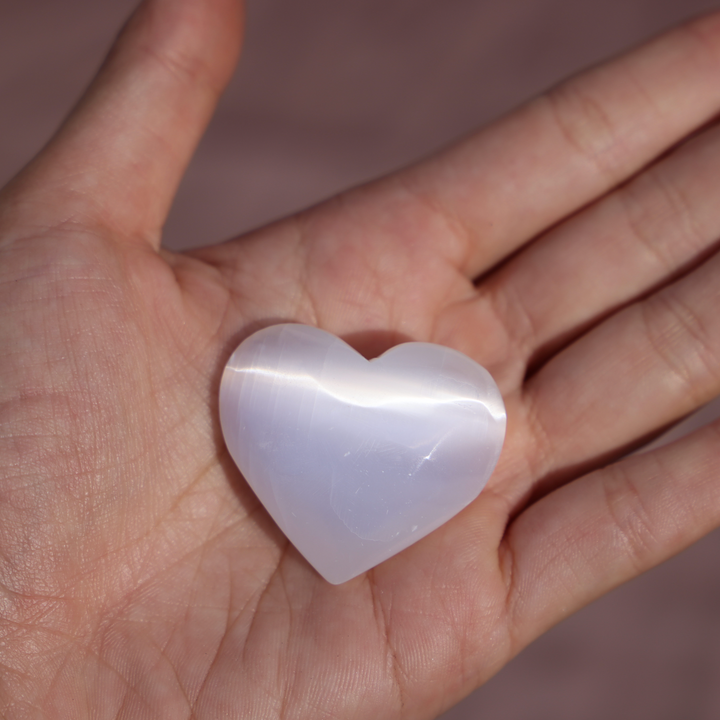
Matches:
[502,418,720,651]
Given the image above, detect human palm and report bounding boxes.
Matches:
[3,2,720,718]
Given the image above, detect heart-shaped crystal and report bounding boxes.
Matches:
[219,324,506,584]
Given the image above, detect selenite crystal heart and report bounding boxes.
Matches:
[219,324,506,584]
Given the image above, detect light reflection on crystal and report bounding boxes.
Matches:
[219,324,506,584]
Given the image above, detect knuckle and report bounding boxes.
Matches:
[544,77,621,179]
[619,163,705,274]
[600,463,656,572]
[641,290,720,405]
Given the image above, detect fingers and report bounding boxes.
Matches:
[8,0,243,247]
[444,115,720,387]
[501,419,720,650]
[399,10,720,278]
[508,247,720,505]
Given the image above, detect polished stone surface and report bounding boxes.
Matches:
[219,324,506,584]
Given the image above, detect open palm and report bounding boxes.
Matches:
[3,1,720,718]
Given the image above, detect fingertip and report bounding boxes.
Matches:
[114,0,245,96]
[10,0,245,247]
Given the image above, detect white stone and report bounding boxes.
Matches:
[219,324,506,584]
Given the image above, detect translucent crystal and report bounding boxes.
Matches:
[219,324,506,584]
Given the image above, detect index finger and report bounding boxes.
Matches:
[399,11,720,278]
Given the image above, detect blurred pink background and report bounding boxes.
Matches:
[2,1,720,717]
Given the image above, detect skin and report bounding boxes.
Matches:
[2,0,720,717]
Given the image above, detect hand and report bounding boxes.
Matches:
[2,1,720,717]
